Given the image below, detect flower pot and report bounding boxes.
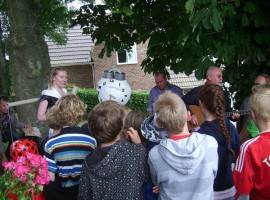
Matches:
[7,192,45,200]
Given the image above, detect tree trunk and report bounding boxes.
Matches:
[7,0,51,128]
[0,18,8,95]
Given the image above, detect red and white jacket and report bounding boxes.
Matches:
[233,131,270,200]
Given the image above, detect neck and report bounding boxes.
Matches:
[256,121,270,133]
[202,108,216,121]
[168,124,190,137]
[53,85,65,96]
[53,85,62,90]
[100,134,120,147]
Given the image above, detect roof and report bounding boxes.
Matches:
[46,26,95,67]
[167,68,205,89]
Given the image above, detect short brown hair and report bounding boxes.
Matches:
[122,110,146,141]
[88,100,124,144]
[154,91,186,132]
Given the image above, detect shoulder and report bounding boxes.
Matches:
[193,132,218,147]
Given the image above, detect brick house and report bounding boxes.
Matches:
[46,26,204,92]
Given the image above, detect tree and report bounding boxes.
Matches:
[0,0,74,127]
[73,0,270,107]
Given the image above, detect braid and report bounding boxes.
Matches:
[214,87,236,160]
[199,84,236,160]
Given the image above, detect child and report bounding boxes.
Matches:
[148,91,218,200]
[39,106,63,156]
[197,84,240,200]
[122,110,147,147]
[233,85,270,199]
[43,94,97,200]
[78,100,149,199]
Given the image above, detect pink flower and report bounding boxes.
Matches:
[1,152,50,197]
[3,161,16,171]
[14,163,31,177]
[19,175,27,183]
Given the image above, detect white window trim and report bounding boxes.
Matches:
[116,43,138,65]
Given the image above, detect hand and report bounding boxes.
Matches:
[190,115,198,126]
[126,127,141,144]
[24,124,33,132]
[152,184,160,194]
[232,111,240,120]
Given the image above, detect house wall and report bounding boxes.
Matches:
[64,64,94,89]
[91,42,155,91]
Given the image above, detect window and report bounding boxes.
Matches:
[116,43,137,65]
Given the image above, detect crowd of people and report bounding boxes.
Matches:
[0,66,270,200]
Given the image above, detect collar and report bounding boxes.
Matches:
[170,134,191,141]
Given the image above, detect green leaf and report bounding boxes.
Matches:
[202,14,211,30]
[185,0,195,14]
[241,14,250,26]
[212,7,223,31]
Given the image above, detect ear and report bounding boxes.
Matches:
[187,111,191,121]
[251,109,257,121]
[199,100,203,108]
[155,118,163,128]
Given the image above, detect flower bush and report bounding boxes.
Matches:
[0,153,50,200]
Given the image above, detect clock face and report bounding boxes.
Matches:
[97,77,131,105]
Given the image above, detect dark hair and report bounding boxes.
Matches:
[0,95,9,102]
[88,100,124,144]
[199,84,236,160]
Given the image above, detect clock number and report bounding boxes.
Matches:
[109,94,116,100]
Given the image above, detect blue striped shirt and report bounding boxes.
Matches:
[44,126,97,187]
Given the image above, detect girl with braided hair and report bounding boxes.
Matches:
[197,84,240,200]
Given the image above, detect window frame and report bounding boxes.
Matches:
[116,43,138,65]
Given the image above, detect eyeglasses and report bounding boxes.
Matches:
[253,83,261,86]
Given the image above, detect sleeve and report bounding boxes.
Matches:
[148,152,158,185]
[0,130,5,153]
[147,89,155,112]
[10,109,25,129]
[233,145,255,195]
[182,87,197,106]
[44,141,57,173]
[78,162,92,200]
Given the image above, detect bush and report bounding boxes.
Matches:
[77,89,149,115]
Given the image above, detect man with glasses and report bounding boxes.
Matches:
[182,66,238,127]
[237,74,270,143]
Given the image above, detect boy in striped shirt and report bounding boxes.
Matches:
[43,94,97,200]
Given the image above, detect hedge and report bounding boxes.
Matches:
[77,88,149,115]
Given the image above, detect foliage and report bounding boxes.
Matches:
[77,88,149,115]
[0,153,50,200]
[73,0,270,107]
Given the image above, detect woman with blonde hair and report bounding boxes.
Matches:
[37,67,68,122]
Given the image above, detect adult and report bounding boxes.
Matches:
[37,67,68,122]
[197,84,240,200]
[0,95,32,160]
[182,66,238,126]
[237,74,270,142]
[148,72,184,116]
[233,85,270,200]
